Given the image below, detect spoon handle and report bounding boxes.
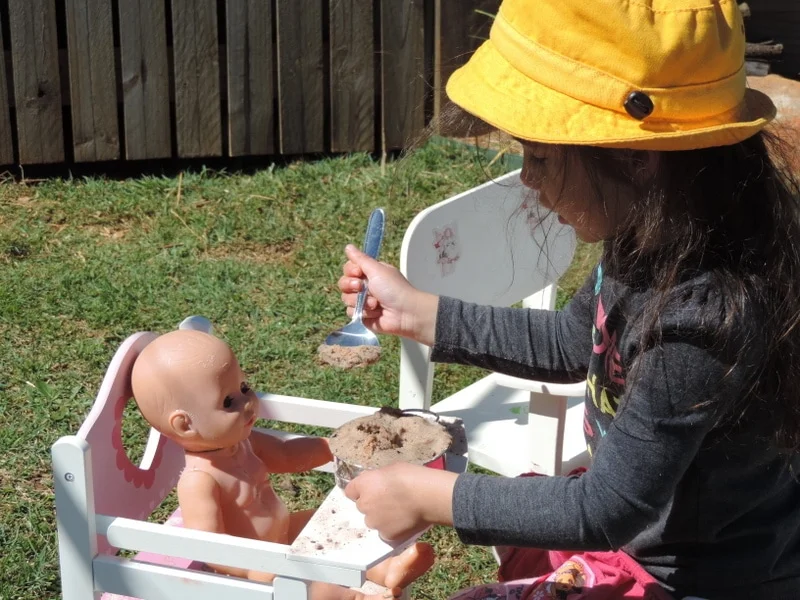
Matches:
[362,207,385,260]
[353,208,385,321]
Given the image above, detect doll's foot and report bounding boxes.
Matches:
[358,584,402,599]
[367,542,435,591]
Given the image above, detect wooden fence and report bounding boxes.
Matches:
[0,0,499,168]
[0,1,797,169]
[746,0,800,79]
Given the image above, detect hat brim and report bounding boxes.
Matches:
[446,40,776,151]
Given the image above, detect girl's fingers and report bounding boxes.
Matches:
[345,245,384,280]
[343,261,364,279]
[346,306,382,320]
[341,293,380,310]
[338,276,363,293]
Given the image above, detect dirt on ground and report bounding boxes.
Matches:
[317,344,382,369]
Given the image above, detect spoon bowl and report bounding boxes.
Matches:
[324,318,379,347]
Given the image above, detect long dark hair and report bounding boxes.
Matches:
[574,131,800,452]
[432,105,800,450]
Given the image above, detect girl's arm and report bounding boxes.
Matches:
[430,277,596,383]
[339,246,595,380]
[450,336,746,550]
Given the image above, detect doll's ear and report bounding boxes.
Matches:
[168,410,196,439]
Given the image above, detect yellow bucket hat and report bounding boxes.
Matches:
[446,0,777,150]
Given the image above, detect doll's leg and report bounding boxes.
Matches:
[309,582,400,600]
[365,542,435,589]
[307,543,434,600]
[287,507,433,589]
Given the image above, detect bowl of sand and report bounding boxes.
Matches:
[329,407,452,489]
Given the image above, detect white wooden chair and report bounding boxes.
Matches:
[52,317,467,600]
[399,169,589,477]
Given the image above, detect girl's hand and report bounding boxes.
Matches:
[337,245,439,346]
[344,463,457,541]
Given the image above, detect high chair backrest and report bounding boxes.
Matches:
[74,331,185,555]
[398,169,576,408]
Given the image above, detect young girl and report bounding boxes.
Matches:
[337,0,800,599]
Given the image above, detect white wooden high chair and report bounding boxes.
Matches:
[52,317,468,600]
[399,169,590,477]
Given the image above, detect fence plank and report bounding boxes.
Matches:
[380,0,426,150]
[0,13,15,165]
[171,0,222,157]
[8,0,64,164]
[276,0,325,154]
[438,0,497,96]
[65,0,119,162]
[226,0,275,156]
[119,0,172,160]
[330,0,375,153]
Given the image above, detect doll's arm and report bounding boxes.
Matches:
[249,429,333,473]
[176,471,273,582]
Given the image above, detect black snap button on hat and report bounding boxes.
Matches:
[624,91,654,120]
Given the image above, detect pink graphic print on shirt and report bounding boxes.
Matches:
[592,296,624,386]
[585,265,625,449]
[587,295,624,422]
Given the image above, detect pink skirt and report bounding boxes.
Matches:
[448,468,675,600]
[446,546,674,600]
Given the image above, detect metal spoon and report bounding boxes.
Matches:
[324,208,385,348]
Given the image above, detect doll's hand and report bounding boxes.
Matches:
[344,463,457,541]
[338,245,439,346]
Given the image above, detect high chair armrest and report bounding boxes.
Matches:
[492,373,587,397]
[257,393,378,428]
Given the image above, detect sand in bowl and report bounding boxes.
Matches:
[329,407,452,487]
[317,344,382,369]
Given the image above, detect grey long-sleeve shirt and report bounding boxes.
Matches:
[432,265,800,600]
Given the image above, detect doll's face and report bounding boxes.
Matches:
[176,353,259,451]
[131,330,259,452]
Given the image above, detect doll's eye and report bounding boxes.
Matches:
[223,396,234,409]
[240,382,251,394]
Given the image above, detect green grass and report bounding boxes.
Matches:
[0,141,598,600]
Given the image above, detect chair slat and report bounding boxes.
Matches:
[98,516,364,588]
[94,555,274,600]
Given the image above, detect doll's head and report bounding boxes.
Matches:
[131,330,258,452]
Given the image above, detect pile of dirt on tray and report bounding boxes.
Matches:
[317,344,381,369]
[329,407,452,468]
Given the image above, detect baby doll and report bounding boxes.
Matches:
[131,329,433,600]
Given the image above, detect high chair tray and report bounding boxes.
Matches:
[288,416,468,570]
